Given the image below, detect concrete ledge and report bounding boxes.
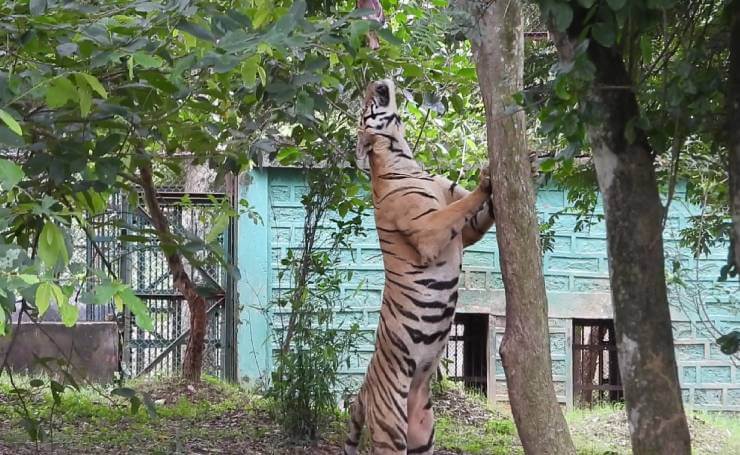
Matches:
[458,290,614,318]
[458,289,702,322]
[0,322,118,383]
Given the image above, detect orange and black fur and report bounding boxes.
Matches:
[344,79,496,455]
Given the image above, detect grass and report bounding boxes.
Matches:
[1,374,739,454]
[436,415,519,454]
[0,373,258,453]
[692,410,740,454]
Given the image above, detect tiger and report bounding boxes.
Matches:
[343,79,496,455]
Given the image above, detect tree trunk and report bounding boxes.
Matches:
[462,1,576,453]
[728,0,740,275]
[547,23,691,455]
[139,163,207,382]
[582,326,606,406]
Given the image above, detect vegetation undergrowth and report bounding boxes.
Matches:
[1,374,738,454]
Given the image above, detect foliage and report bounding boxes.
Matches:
[0,358,155,445]
[268,164,366,440]
[0,0,498,335]
[0,374,251,451]
[529,0,739,353]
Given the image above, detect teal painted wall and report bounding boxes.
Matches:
[238,168,740,410]
[237,170,273,387]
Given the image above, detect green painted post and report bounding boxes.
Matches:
[237,170,273,386]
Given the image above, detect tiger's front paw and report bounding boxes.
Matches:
[477,166,492,194]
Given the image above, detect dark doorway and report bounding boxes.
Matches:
[573,319,623,407]
[441,313,488,394]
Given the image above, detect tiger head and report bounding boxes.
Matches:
[356,79,404,162]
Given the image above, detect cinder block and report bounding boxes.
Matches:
[701,366,732,384]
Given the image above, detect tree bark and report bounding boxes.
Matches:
[578,325,607,406]
[547,17,691,455]
[139,163,207,382]
[728,0,740,275]
[461,1,576,453]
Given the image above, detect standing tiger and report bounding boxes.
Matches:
[344,79,495,455]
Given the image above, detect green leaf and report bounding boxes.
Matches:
[276,146,300,164]
[133,53,163,69]
[295,92,314,118]
[59,302,78,327]
[552,3,573,32]
[539,158,557,172]
[554,77,570,100]
[76,79,92,117]
[206,212,229,243]
[177,21,216,42]
[0,158,25,190]
[577,0,596,7]
[46,77,77,108]
[377,28,403,46]
[717,331,740,355]
[0,109,22,136]
[591,22,616,47]
[607,0,627,10]
[114,295,123,312]
[449,94,464,114]
[35,282,52,316]
[119,288,153,331]
[78,73,108,99]
[38,222,69,268]
[640,35,653,63]
[240,56,261,87]
[402,64,424,78]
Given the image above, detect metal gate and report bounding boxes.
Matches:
[572,319,623,406]
[84,186,237,380]
[442,313,488,394]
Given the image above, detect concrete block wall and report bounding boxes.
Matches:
[238,168,740,410]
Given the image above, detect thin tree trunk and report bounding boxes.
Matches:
[547,22,691,455]
[461,1,576,453]
[139,163,206,382]
[580,326,607,406]
[728,0,740,274]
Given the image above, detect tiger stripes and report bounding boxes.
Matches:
[344,79,496,455]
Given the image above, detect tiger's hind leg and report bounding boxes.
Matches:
[406,373,435,455]
[344,392,366,455]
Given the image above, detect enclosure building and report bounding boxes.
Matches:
[238,167,740,411]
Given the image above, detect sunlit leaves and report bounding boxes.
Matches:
[78,73,107,99]
[35,282,53,316]
[0,109,22,136]
[133,52,164,69]
[206,212,229,244]
[38,222,69,269]
[34,281,76,326]
[81,280,153,331]
[0,159,24,190]
[45,77,77,108]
